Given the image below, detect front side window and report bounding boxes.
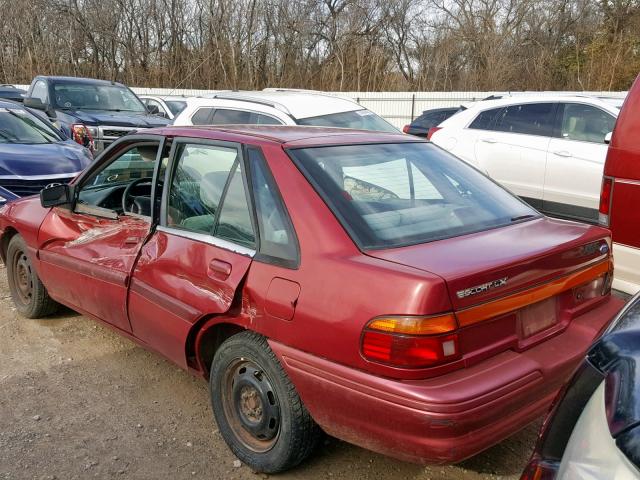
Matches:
[31,81,48,103]
[560,103,616,143]
[77,142,161,215]
[297,109,398,133]
[166,101,186,116]
[52,82,145,112]
[166,143,255,248]
[0,107,62,144]
[289,142,537,249]
[493,103,555,136]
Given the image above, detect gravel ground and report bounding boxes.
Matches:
[0,264,542,480]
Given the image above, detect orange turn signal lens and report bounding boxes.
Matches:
[367,314,457,335]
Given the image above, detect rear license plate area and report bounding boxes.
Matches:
[517,296,558,339]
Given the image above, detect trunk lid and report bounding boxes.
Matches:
[367,218,610,311]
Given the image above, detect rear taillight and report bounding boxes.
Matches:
[598,177,613,226]
[402,125,410,134]
[361,315,460,368]
[71,124,95,152]
[427,127,442,140]
[520,456,559,480]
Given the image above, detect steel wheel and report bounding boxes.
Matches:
[12,249,34,306]
[221,358,281,453]
[6,234,58,318]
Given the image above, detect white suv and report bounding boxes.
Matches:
[430,95,619,223]
[172,89,397,133]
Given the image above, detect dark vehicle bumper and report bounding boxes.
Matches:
[269,295,625,464]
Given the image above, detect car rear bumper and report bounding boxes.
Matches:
[269,295,625,464]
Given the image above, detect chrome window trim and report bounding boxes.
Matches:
[156,225,256,258]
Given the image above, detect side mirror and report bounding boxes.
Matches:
[40,183,72,208]
[24,97,56,119]
[605,132,613,144]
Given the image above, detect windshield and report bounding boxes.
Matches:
[289,142,538,249]
[166,100,187,115]
[0,107,62,144]
[297,109,398,133]
[53,82,146,112]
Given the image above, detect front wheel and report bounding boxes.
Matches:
[6,234,58,318]
[209,331,321,473]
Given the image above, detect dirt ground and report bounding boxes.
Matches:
[0,264,542,480]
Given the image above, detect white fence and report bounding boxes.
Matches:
[15,85,627,128]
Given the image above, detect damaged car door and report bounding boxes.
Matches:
[37,137,165,332]
[127,139,255,367]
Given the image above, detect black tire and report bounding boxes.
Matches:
[209,331,321,473]
[6,234,58,318]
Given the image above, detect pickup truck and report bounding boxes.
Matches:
[23,76,170,154]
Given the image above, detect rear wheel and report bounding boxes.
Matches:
[6,234,58,318]
[209,331,321,473]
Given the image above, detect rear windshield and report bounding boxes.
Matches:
[0,107,62,144]
[297,109,398,133]
[289,142,538,249]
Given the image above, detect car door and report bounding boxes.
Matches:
[127,138,257,367]
[37,136,165,332]
[473,102,556,209]
[544,102,617,222]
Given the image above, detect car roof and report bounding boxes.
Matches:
[37,76,126,87]
[196,90,363,119]
[466,94,620,112]
[149,125,415,147]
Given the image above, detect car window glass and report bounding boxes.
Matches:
[560,104,616,143]
[343,158,442,200]
[248,147,298,265]
[191,107,214,125]
[289,142,537,249]
[166,144,237,235]
[468,108,501,130]
[215,163,255,248]
[297,109,397,133]
[493,103,554,136]
[77,143,160,211]
[31,81,48,103]
[0,107,61,144]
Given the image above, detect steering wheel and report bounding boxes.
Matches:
[122,177,159,214]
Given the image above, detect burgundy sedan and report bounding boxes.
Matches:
[0,126,624,473]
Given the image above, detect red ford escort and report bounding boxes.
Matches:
[0,126,624,473]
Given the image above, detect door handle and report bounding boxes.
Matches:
[208,259,232,279]
[552,150,572,157]
[481,138,497,144]
[122,236,142,247]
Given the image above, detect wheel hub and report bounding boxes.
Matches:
[13,252,33,304]
[225,361,280,450]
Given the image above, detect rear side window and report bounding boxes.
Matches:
[210,109,282,125]
[191,108,214,125]
[468,108,501,130]
[560,103,616,143]
[247,147,299,267]
[166,144,236,234]
[494,103,555,136]
[288,142,537,249]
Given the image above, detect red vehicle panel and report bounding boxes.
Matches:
[600,73,640,294]
[0,125,625,473]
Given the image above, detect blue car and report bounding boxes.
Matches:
[0,99,92,203]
